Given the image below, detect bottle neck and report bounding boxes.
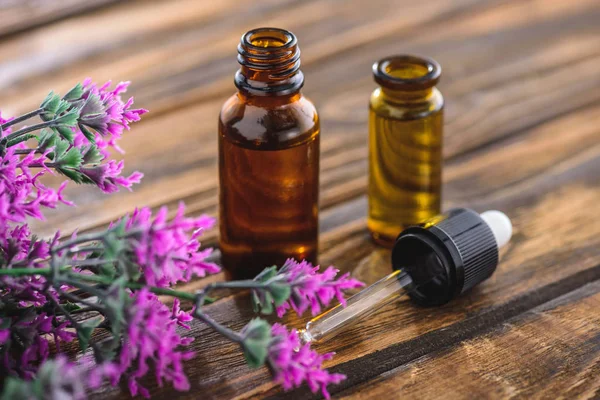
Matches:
[380,87,435,104]
[235,28,304,97]
[372,55,441,104]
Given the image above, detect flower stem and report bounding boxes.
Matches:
[196,280,274,306]
[51,232,108,253]
[0,267,198,302]
[14,148,41,155]
[2,119,58,144]
[193,303,243,343]
[0,108,43,131]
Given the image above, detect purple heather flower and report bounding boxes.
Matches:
[0,144,72,227]
[79,160,143,194]
[171,299,194,330]
[73,79,148,154]
[273,259,364,318]
[36,356,88,400]
[115,289,195,398]
[268,323,345,399]
[121,203,219,287]
[2,312,76,379]
[0,224,59,307]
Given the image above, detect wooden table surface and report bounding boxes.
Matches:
[2,0,600,398]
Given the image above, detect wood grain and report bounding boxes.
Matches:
[338,281,600,399]
[0,0,123,37]
[22,0,600,240]
[1,0,600,398]
[94,94,600,399]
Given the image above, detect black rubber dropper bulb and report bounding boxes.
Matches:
[299,208,512,344]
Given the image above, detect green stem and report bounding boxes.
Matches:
[66,272,198,301]
[67,246,104,255]
[196,280,273,306]
[193,299,243,343]
[2,120,58,143]
[0,266,197,301]
[51,232,107,253]
[14,148,41,155]
[58,289,105,312]
[0,108,43,131]
[47,294,103,356]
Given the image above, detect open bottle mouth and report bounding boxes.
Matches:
[236,27,303,95]
[237,28,300,74]
[373,55,441,91]
[244,27,295,49]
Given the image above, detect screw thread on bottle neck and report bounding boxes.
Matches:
[235,27,304,96]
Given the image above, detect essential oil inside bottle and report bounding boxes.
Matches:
[218,28,320,279]
[368,55,444,247]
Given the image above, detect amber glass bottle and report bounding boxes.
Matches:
[368,55,444,247]
[218,28,320,279]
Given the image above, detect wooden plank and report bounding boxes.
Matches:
[0,0,123,37]
[91,100,600,399]
[25,0,600,239]
[338,281,600,399]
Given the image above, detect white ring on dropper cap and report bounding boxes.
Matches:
[480,210,512,249]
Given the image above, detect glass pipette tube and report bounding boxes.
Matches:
[299,270,415,344]
[298,209,513,345]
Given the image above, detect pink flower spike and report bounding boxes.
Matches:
[114,204,217,287]
[270,259,364,318]
[171,299,193,330]
[268,323,345,399]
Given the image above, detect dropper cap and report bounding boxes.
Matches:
[392,208,512,306]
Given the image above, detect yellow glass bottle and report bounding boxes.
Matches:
[218,28,320,279]
[368,55,444,247]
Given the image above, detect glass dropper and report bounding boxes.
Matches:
[299,208,513,345]
[299,269,415,344]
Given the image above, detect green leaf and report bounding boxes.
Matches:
[61,302,81,313]
[56,147,83,169]
[40,91,60,116]
[99,262,117,279]
[103,232,124,260]
[251,290,261,313]
[56,166,84,183]
[105,277,128,341]
[241,318,271,368]
[259,292,274,315]
[79,124,96,142]
[109,216,128,236]
[52,137,70,159]
[77,318,101,352]
[254,266,278,282]
[63,83,84,101]
[37,129,58,153]
[54,109,80,127]
[53,126,75,143]
[55,99,72,116]
[269,282,291,306]
[78,124,96,143]
[0,377,34,400]
[82,145,103,164]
